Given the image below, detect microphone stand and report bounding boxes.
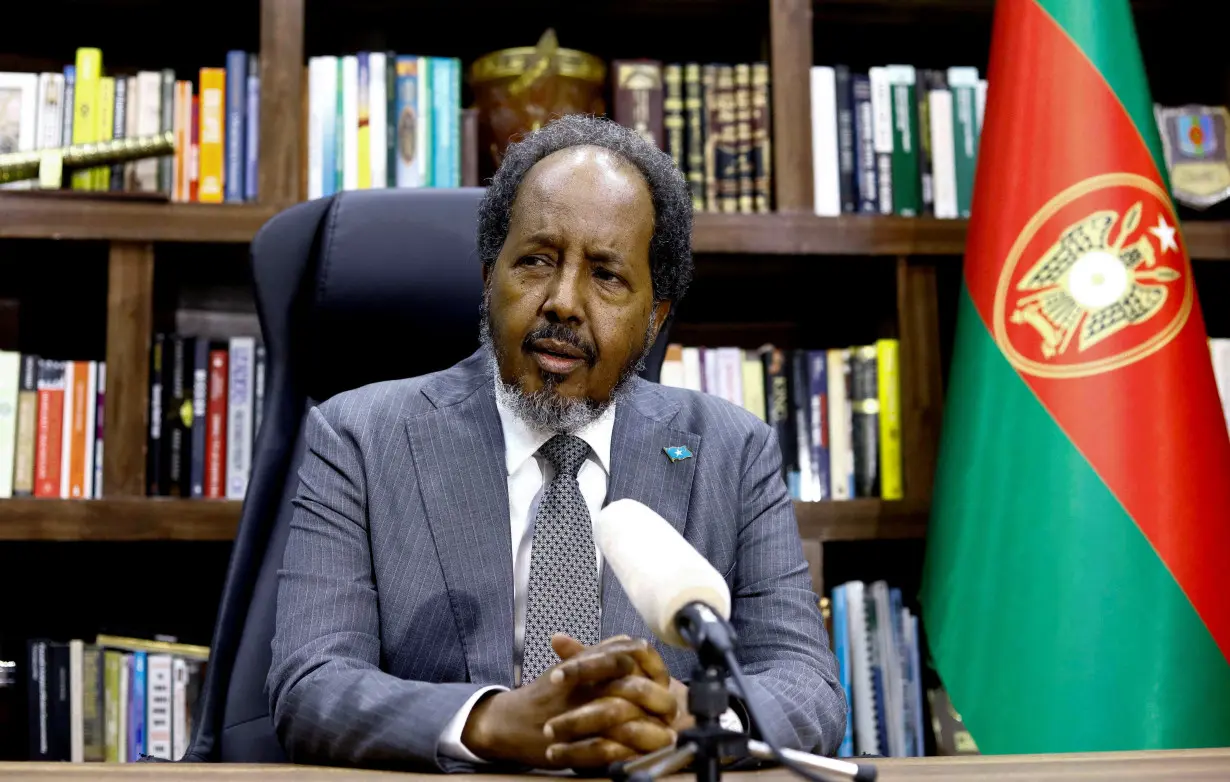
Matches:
[609,603,874,782]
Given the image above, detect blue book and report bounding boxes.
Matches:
[129,652,147,759]
[831,585,855,757]
[245,53,260,201]
[224,50,248,202]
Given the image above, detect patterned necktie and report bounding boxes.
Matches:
[521,434,601,685]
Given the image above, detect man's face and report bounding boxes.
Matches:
[484,146,671,409]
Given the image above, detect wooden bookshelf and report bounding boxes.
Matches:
[0,499,242,542]
[0,497,919,543]
[0,195,279,243]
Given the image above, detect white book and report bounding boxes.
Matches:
[716,347,744,406]
[680,347,702,392]
[81,361,97,500]
[117,655,129,762]
[69,640,84,763]
[369,51,388,189]
[59,362,75,498]
[843,581,880,756]
[0,71,38,190]
[929,89,958,219]
[306,57,327,199]
[145,654,173,759]
[810,66,841,217]
[1211,339,1230,435]
[172,658,189,760]
[0,351,19,498]
[341,56,359,191]
[658,348,685,388]
[975,78,988,134]
[702,347,720,396]
[134,71,162,192]
[226,336,256,500]
[826,349,854,500]
[35,72,65,151]
[868,66,894,215]
[871,581,905,756]
[416,57,433,187]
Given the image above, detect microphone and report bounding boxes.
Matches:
[593,498,733,656]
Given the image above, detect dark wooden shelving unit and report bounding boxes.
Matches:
[0,499,242,542]
[0,196,280,244]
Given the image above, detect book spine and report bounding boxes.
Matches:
[385,52,397,187]
[701,65,719,212]
[145,655,172,759]
[146,335,164,495]
[356,52,371,189]
[734,63,753,214]
[948,66,980,218]
[135,71,163,193]
[34,360,65,498]
[318,56,339,196]
[190,340,208,497]
[915,69,939,216]
[808,350,830,501]
[868,66,894,215]
[684,63,705,210]
[0,352,18,498]
[888,65,919,216]
[394,56,422,188]
[810,66,840,217]
[663,64,685,172]
[70,48,102,191]
[158,69,175,194]
[204,344,228,498]
[13,354,39,496]
[110,76,127,190]
[225,51,247,202]
[128,652,145,761]
[368,51,387,190]
[851,74,877,214]
[245,53,260,201]
[751,62,772,213]
[103,651,122,762]
[94,362,105,498]
[93,77,115,190]
[189,94,200,201]
[929,82,957,219]
[226,337,254,500]
[877,338,902,500]
[60,66,75,147]
[850,345,880,498]
[341,56,359,190]
[834,65,857,213]
[198,68,226,202]
[253,343,266,449]
[613,60,665,149]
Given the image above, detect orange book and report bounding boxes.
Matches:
[197,67,226,203]
[66,361,96,499]
[173,80,193,202]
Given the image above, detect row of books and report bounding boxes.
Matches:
[810,64,985,219]
[146,334,265,499]
[826,580,925,757]
[25,635,208,762]
[305,53,463,197]
[0,47,259,202]
[613,60,773,215]
[0,354,104,499]
[657,341,903,501]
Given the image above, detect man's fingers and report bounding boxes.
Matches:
[543,696,645,743]
[603,719,677,754]
[600,676,678,719]
[545,737,637,769]
[550,648,636,687]
[551,633,586,662]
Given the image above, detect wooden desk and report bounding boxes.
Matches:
[1,749,1228,781]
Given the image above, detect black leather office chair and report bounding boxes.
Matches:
[182,188,672,762]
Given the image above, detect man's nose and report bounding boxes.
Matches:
[543,258,585,324]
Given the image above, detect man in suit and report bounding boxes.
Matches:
[267,114,847,772]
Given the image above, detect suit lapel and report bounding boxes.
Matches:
[406,369,515,688]
[602,381,700,639]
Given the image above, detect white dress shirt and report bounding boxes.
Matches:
[437,389,741,762]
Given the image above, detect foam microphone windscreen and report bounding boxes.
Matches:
[594,498,732,648]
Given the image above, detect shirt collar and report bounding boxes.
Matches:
[493,382,616,478]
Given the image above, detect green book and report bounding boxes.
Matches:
[948,66,980,218]
[888,65,920,216]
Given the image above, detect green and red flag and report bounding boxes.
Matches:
[920,0,1230,754]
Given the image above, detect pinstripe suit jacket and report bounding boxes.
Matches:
[267,348,847,771]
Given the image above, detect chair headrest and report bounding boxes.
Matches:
[252,188,488,403]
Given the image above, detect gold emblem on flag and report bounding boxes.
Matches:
[994,173,1193,379]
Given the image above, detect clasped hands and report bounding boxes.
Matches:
[462,633,693,769]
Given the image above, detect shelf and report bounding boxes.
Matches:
[0,498,242,541]
[0,194,279,243]
[692,212,1230,259]
[792,497,929,542]
[0,496,924,543]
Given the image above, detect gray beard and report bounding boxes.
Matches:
[479,297,655,434]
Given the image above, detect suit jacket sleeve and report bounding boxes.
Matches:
[728,422,848,756]
[267,403,485,772]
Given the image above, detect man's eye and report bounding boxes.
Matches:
[595,268,622,283]
[517,255,547,267]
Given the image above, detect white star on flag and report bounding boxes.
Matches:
[1148,214,1179,254]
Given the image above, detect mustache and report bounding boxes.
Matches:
[523,322,598,366]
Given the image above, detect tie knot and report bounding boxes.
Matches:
[539,434,589,478]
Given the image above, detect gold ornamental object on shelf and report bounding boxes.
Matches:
[470,29,607,171]
[0,131,175,188]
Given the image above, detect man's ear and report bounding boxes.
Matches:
[649,299,672,343]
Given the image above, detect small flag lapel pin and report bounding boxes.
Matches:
[664,445,694,462]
